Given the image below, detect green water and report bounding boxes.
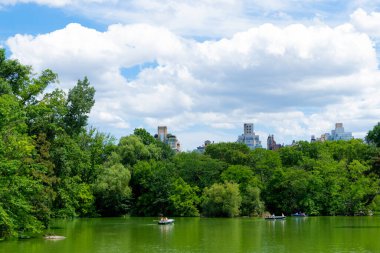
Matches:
[1,216,380,253]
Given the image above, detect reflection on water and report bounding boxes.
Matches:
[1,216,380,253]
[158,224,174,233]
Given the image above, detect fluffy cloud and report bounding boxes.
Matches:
[351,8,380,38]
[3,0,379,37]
[6,20,380,149]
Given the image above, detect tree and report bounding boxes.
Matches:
[130,160,176,216]
[94,158,132,216]
[134,128,157,145]
[366,123,380,147]
[174,152,227,189]
[64,77,95,136]
[169,178,200,216]
[221,165,264,216]
[118,135,153,166]
[201,182,241,217]
[0,49,58,105]
[248,148,281,184]
[205,142,250,165]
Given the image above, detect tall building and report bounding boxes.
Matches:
[318,123,353,141]
[237,123,262,149]
[157,126,168,142]
[155,126,181,152]
[330,123,353,141]
[267,135,282,150]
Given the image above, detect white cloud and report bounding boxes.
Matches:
[351,8,380,38]
[6,19,380,149]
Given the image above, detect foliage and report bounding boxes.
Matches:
[366,123,380,147]
[201,182,242,217]
[169,178,200,217]
[94,158,132,216]
[174,152,227,189]
[205,142,250,165]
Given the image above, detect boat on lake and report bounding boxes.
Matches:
[158,218,175,225]
[265,214,286,220]
[291,212,307,217]
[44,235,66,240]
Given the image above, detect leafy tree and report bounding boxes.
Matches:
[241,185,265,216]
[64,77,95,136]
[118,135,163,167]
[174,152,227,189]
[130,160,176,216]
[134,128,157,145]
[248,148,281,184]
[94,158,132,216]
[26,89,67,141]
[53,176,94,218]
[221,165,264,216]
[366,122,380,147]
[278,146,304,167]
[201,182,241,217]
[263,168,311,214]
[205,142,250,165]
[0,94,48,238]
[0,49,58,104]
[169,178,200,216]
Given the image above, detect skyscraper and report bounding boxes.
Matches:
[318,123,353,141]
[237,123,262,149]
[156,126,181,152]
[157,126,167,142]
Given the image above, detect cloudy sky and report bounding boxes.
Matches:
[1,0,380,150]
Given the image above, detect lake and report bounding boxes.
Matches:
[1,216,380,253]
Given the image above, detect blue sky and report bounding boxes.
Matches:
[2,0,380,150]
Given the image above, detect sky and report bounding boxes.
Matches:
[1,0,380,150]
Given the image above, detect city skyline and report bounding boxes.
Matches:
[1,1,380,150]
[158,122,359,151]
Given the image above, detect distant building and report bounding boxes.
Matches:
[157,126,167,142]
[318,123,353,142]
[237,123,262,149]
[267,135,282,150]
[195,140,212,153]
[155,126,181,152]
[330,123,353,141]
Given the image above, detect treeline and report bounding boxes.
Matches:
[1,49,380,239]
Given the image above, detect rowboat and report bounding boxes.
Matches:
[158,218,175,225]
[291,212,307,217]
[265,215,286,220]
[44,235,66,240]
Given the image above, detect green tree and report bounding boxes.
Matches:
[221,165,264,216]
[130,160,176,216]
[64,77,95,136]
[248,148,282,184]
[94,156,132,216]
[201,182,241,217]
[366,123,380,147]
[205,142,250,165]
[174,152,227,189]
[0,49,57,104]
[169,178,200,216]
